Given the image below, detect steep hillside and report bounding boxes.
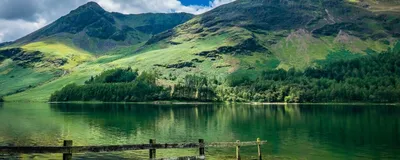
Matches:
[130,0,399,77]
[0,2,193,99]
[13,2,193,53]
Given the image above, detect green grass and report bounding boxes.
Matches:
[268,30,390,70]
[22,41,94,70]
[108,32,236,81]
[2,41,98,101]
[270,31,332,69]
[4,69,98,102]
[0,59,58,97]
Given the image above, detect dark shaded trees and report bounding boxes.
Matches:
[51,69,166,102]
[171,75,217,101]
[221,48,400,103]
[85,67,138,84]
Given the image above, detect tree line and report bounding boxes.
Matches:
[51,46,400,103]
[50,68,218,102]
[50,68,167,102]
[221,48,400,103]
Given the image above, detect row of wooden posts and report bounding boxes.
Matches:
[0,139,266,160]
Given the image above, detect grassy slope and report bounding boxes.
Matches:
[2,41,96,101]
[0,59,56,96]
[21,41,94,70]
[4,61,110,101]
[3,28,392,102]
[269,31,389,69]
[4,70,96,102]
[4,42,147,101]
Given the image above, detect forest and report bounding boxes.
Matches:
[50,46,400,103]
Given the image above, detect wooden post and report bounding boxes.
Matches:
[149,139,156,159]
[63,140,73,160]
[257,138,262,160]
[236,140,241,160]
[199,139,205,157]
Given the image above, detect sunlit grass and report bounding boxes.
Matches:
[4,70,96,102]
[347,0,360,3]
[0,61,56,97]
[22,41,94,70]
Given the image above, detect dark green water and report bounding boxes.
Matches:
[0,103,399,159]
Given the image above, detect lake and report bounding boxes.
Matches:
[0,103,399,159]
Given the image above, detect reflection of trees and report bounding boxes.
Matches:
[50,103,231,143]
[51,103,400,150]
[0,103,399,159]
[299,105,400,151]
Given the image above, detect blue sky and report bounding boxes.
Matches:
[179,0,210,6]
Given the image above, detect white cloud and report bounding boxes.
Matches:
[94,0,235,15]
[0,18,47,42]
[0,0,236,43]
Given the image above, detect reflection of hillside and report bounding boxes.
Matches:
[299,105,400,149]
[50,103,234,143]
[0,103,64,146]
[0,103,399,159]
[50,103,400,151]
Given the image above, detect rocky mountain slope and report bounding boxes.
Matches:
[13,2,193,53]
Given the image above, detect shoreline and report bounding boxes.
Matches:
[2,101,399,106]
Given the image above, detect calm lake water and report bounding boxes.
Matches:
[0,103,399,159]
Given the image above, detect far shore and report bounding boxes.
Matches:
[21,101,399,106]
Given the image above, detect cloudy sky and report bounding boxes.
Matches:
[0,0,235,43]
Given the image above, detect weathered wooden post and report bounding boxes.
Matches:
[199,139,205,157]
[236,140,241,160]
[149,139,156,159]
[63,140,73,160]
[257,138,262,160]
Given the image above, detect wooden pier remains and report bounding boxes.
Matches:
[0,139,267,160]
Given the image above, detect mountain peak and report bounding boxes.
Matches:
[74,1,105,12]
[83,1,102,8]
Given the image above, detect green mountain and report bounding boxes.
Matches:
[143,0,399,69]
[0,2,193,100]
[13,2,193,53]
[1,0,400,102]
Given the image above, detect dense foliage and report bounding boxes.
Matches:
[171,75,218,101]
[50,69,166,102]
[50,67,220,102]
[222,48,400,103]
[51,47,400,103]
[85,67,138,84]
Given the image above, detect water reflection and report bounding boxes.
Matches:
[0,103,399,159]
